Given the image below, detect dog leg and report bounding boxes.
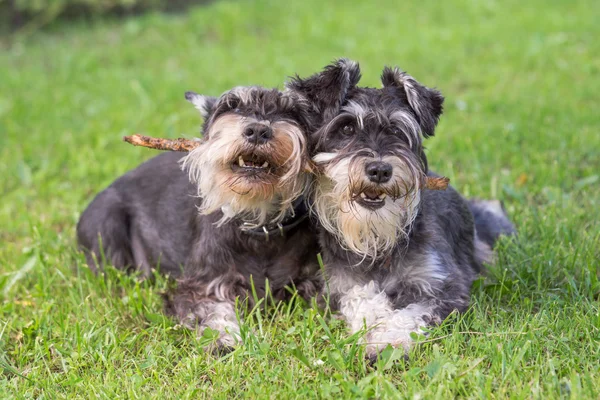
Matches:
[76,188,134,272]
[165,275,244,353]
[130,232,154,278]
[188,299,240,352]
[329,274,445,360]
[468,199,516,250]
[328,275,398,358]
[364,302,434,357]
[292,262,322,301]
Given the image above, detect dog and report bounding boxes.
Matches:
[77,84,345,350]
[288,63,515,360]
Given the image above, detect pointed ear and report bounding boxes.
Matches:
[286,58,361,122]
[185,91,217,119]
[381,67,444,137]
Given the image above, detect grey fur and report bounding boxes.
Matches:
[77,60,515,357]
[289,65,516,359]
[77,86,328,351]
[468,199,516,248]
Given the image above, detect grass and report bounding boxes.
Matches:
[1,0,599,397]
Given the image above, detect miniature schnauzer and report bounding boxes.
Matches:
[288,63,515,359]
[77,83,351,349]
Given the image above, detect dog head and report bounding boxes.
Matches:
[181,86,312,226]
[286,58,362,140]
[310,66,444,259]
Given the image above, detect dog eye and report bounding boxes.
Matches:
[228,98,240,110]
[342,124,355,135]
[391,127,401,135]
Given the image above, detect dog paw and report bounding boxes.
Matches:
[363,305,432,360]
[364,328,415,360]
[365,346,410,366]
[198,324,241,353]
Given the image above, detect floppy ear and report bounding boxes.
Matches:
[185,91,218,119]
[381,67,444,137]
[285,58,361,122]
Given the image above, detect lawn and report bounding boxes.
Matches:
[1,0,599,398]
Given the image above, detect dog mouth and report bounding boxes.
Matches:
[354,188,387,210]
[231,154,274,174]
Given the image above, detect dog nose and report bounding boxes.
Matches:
[365,162,393,183]
[243,123,272,145]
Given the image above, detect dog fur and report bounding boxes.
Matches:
[288,63,515,360]
[77,86,335,350]
[77,60,515,356]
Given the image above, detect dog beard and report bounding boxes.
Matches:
[312,151,424,261]
[181,114,309,226]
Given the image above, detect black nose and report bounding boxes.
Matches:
[243,123,272,145]
[365,161,393,183]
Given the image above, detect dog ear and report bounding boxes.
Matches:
[185,91,217,119]
[286,58,361,122]
[381,67,444,137]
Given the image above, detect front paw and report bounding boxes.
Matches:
[364,327,416,360]
[198,324,241,354]
[363,309,429,361]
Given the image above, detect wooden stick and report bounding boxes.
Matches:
[122,134,450,190]
[123,134,200,152]
[424,176,450,191]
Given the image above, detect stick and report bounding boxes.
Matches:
[123,134,200,152]
[424,176,450,191]
[122,134,450,190]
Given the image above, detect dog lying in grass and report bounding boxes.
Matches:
[78,59,514,357]
[287,61,515,361]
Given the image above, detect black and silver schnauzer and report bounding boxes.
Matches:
[77,59,514,357]
[76,83,348,349]
[288,61,515,359]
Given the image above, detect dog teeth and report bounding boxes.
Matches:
[237,156,269,169]
[359,191,386,202]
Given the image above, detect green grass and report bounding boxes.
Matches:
[1,0,599,398]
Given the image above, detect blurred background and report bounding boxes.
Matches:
[1,1,599,397]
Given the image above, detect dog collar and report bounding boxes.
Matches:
[240,197,309,241]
